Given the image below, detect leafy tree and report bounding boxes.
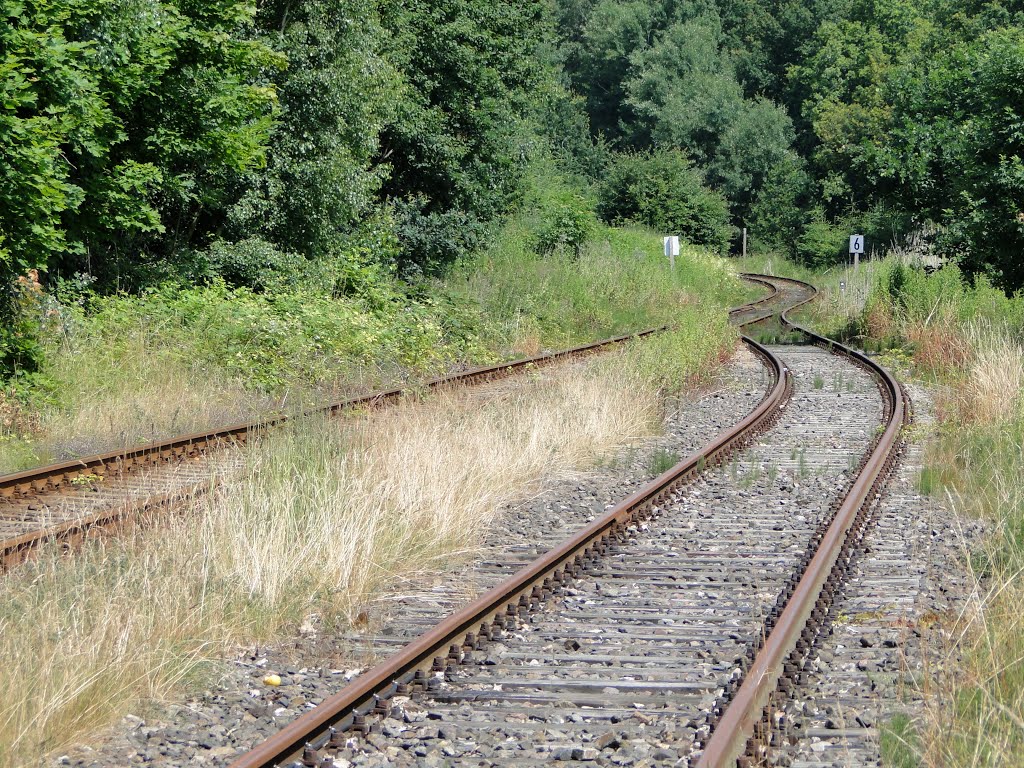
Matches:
[747,152,811,257]
[567,0,659,141]
[377,0,547,273]
[1,0,281,374]
[924,28,1024,288]
[227,0,400,263]
[0,0,281,290]
[625,15,743,159]
[788,18,895,212]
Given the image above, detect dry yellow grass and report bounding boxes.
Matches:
[209,360,660,615]
[0,351,668,768]
[910,324,1024,767]
[960,325,1024,426]
[916,498,1024,767]
[39,343,268,459]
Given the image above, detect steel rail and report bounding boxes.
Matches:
[697,274,906,768]
[0,327,661,501]
[229,283,800,768]
[728,274,780,322]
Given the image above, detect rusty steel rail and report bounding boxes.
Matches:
[229,284,800,768]
[728,274,780,322]
[1,325,701,570]
[0,328,662,502]
[698,275,907,768]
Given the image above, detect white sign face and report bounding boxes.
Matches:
[663,236,680,257]
[849,234,865,254]
[840,281,846,291]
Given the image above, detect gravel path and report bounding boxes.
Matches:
[54,346,769,767]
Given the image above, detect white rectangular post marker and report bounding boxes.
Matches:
[849,234,864,272]
[664,236,680,270]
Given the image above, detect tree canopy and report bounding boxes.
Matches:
[3,0,1024,367]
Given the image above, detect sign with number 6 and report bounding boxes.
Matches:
[849,234,864,254]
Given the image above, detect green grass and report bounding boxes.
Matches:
[880,713,920,768]
[453,224,749,352]
[648,447,681,475]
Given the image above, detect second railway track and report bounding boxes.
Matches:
[0,326,675,571]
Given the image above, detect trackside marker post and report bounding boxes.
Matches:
[664,236,680,270]
[849,233,864,273]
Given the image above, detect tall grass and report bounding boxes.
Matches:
[915,333,1024,765]
[0,226,744,474]
[452,225,748,355]
[0,319,734,768]
[840,260,1024,766]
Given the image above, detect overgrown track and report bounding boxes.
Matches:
[0,327,682,572]
[226,274,909,768]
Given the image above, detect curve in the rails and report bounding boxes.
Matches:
[0,323,696,571]
[229,278,810,768]
[698,275,908,768]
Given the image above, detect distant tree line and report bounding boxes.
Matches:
[3,0,1024,371]
[554,0,1024,287]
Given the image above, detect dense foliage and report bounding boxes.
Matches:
[554,0,1024,284]
[4,0,1024,378]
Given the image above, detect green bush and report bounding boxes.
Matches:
[60,279,487,393]
[597,149,732,254]
[204,239,306,292]
[395,203,486,278]
[535,200,595,257]
[0,276,58,379]
[796,211,848,268]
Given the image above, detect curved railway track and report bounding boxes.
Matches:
[221,274,908,768]
[0,326,681,571]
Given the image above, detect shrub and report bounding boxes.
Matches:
[597,150,732,254]
[796,211,848,267]
[534,192,596,257]
[204,239,306,292]
[0,272,57,379]
[394,202,485,277]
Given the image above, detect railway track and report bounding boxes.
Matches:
[217,274,909,768]
[0,325,691,572]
